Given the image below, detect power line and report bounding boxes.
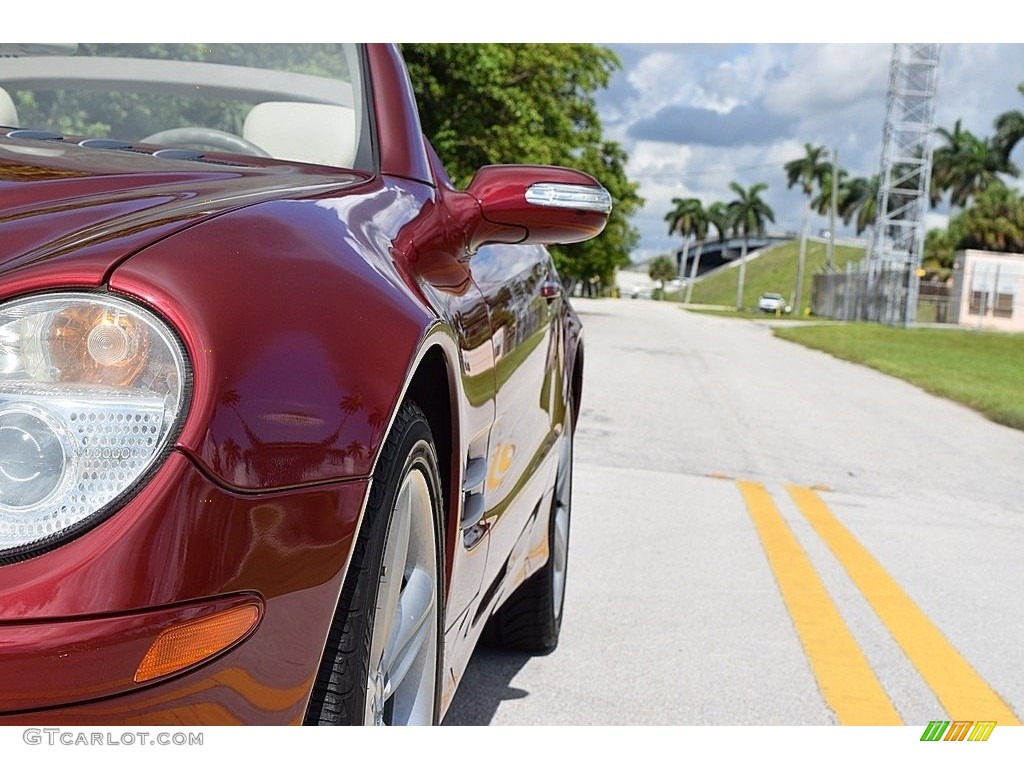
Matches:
[628,161,784,181]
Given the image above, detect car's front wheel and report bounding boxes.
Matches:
[305,401,443,725]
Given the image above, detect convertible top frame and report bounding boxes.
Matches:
[0,56,355,107]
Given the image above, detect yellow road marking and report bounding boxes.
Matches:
[737,481,902,725]
[787,485,1020,725]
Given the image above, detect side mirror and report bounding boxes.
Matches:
[463,165,612,252]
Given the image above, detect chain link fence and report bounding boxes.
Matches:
[811,261,958,325]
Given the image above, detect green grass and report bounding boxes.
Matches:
[773,324,1024,431]
[676,240,867,313]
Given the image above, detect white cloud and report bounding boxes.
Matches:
[936,45,1024,136]
[627,141,696,185]
[697,45,786,112]
[626,52,703,115]
[763,45,890,117]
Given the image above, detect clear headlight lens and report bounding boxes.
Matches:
[0,293,188,557]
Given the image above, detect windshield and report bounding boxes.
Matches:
[0,44,371,171]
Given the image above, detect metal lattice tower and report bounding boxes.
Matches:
[869,43,942,325]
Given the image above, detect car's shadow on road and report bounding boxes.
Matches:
[441,647,533,725]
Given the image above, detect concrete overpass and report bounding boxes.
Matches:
[675,233,797,278]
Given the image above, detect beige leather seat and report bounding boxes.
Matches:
[0,87,19,128]
[243,102,356,168]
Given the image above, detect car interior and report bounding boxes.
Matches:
[0,87,18,128]
[242,102,357,168]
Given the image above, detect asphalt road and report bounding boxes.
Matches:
[443,298,1024,726]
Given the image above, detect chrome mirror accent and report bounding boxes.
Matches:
[525,182,612,214]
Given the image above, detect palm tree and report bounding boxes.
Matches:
[931,119,1015,209]
[706,201,731,244]
[222,437,242,474]
[664,197,710,304]
[681,201,729,304]
[811,166,848,216]
[956,184,1024,253]
[812,160,847,272]
[838,174,880,258]
[784,143,829,314]
[931,119,970,207]
[648,254,677,286]
[839,175,879,236]
[683,207,710,305]
[665,197,706,279]
[994,83,1024,166]
[727,181,775,310]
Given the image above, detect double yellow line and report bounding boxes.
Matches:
[738,481,1020,726]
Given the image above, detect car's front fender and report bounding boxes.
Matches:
[109,185,436,492]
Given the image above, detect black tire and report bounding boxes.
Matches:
[483,408,573,654]
[304,401,444,725]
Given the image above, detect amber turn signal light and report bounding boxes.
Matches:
[134,604,261,683]
[50,305,152,387]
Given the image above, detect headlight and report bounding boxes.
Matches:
[0,293,189,559]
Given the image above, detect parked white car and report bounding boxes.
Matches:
[758,292,792,314]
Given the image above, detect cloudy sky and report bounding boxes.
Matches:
[594,43,1024,263]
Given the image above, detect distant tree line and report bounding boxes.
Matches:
[663,79,1024,306]
[664,182,775,309]
[776,82,1024,271]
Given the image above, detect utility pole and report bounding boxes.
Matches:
[827,147,838,271]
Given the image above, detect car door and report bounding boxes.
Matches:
[469,241,565,603]
[417,141,594,664]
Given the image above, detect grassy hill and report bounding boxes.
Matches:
[673,239,868,314]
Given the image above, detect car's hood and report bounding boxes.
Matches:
[0,135,367,285]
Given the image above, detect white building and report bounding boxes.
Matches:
[951,250,1024,332]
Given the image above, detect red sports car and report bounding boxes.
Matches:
[0,44,610,725]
